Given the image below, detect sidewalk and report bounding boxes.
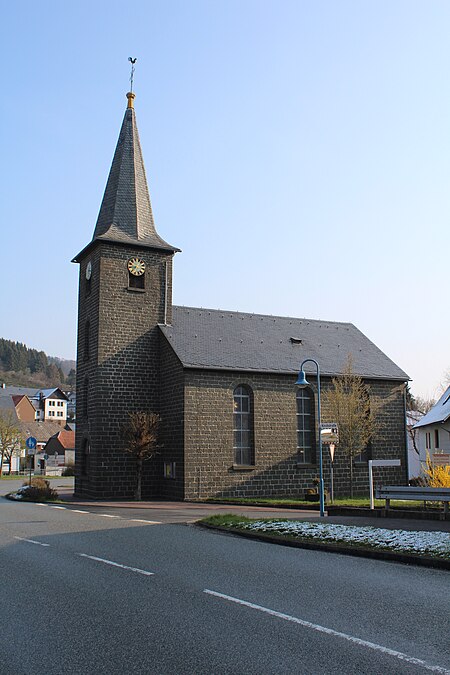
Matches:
[56,486,450,532]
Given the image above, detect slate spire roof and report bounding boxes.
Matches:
[89,92,178,253]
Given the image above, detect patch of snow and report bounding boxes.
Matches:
[222,520,450,558]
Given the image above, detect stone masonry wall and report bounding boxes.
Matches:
[75,241,174,499]
[183,369,407,499]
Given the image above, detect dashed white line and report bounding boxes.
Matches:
[50,506,66,510]
[71,509,90,514]
[98,514,121,518]
[203,590,450,675]
[78,553,154,576]
[14,536,50,547]
[129,519,162,524]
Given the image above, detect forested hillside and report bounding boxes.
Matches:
[0,338,76,389]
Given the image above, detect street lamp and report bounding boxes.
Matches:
[295,358,325,517]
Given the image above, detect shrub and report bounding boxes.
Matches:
[423,452,450,488]
[16,478,58,502]
[62,466,75,476]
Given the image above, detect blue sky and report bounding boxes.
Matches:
[0,0,449,398]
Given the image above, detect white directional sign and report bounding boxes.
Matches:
[320,423,339,445]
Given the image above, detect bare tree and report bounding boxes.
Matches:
[120,412,161,500]
[322,357,387,497]
[412,396,436,415]
[0,412,23,477]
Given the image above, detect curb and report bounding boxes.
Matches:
[196,522,450,571]
[327,506,450,522]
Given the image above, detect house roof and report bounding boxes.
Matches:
[34,388,68,401]
[19,421,64,443]
[412,386,450,428]
[73,93,179,261]
[0,386,38,398]
[55,430,75,450]
[159,306,409,381]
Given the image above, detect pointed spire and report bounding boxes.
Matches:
[92,92,178,253]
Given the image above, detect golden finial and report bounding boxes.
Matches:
[126,92,136,108]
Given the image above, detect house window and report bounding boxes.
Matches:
[296,388,315,464]
[434,429,440,449]
[233,385,254,465]
[426,432,431,450]
[84,321,90,360]
[49,400,55,406]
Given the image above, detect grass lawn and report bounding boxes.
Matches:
[205,496,429,509]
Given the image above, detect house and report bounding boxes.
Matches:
[412,385,450,469]
[39,430,75,475]
[31,388,69,426]
[0,386,71,473]
[72,90,409,500]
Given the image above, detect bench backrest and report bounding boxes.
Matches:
[375,485,450,500]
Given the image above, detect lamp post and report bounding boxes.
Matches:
[295,358,325,517]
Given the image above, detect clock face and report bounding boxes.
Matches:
[86,261,92,280]
[128,257,145,276]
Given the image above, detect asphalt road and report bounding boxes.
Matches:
[1,495,449,675]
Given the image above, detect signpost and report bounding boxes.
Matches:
[25,436,37,485]
[320,423,339,503]
[369,459,401,509]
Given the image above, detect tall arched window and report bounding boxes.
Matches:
[233,385,254,465]
[296,388,315,464]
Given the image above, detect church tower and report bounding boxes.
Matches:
[73,92,179,498]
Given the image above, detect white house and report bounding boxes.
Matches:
[412,385,450,469]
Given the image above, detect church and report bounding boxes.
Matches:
[73,90,409,500]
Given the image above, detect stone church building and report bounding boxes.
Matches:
[73,91,409,500]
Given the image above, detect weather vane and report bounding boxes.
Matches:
[128,57,137,92]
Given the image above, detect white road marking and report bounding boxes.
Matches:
[78,553,154,576]
[36,503,47,507]
[71,509,90,514]
[204,590,450,675]
[98,514,121,518]
[50,506,66,510]
[129,519,162,524]
[14,536,50,547]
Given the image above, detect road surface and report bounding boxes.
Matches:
[0,495,449,674]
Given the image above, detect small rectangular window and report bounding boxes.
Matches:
[434,429,439,449]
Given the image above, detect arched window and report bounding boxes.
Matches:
[233,385,254,465]
[296,388,315,464]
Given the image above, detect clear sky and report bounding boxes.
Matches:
[0,0,449,399]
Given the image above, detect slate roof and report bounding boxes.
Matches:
[74,94,179,261]
[0,387,37,413]
[412,386,450,428]
[34,388,68,401]
[159,306,409,381]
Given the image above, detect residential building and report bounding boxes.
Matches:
[412,386,450,468]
